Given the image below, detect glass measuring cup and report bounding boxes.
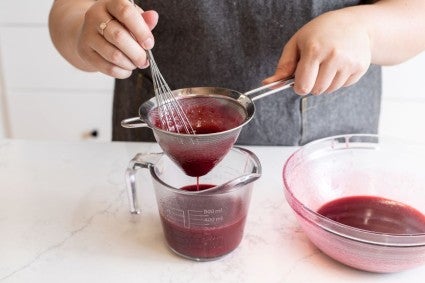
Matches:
[125,147,262,261]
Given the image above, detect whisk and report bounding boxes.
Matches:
[146,50,196,134]
[128,0,195,134]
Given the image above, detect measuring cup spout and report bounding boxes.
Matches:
[126,152,163,214]
[198,173,261,194]
[197,146,262,194]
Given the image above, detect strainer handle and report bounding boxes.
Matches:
[121,117,149,128]
[244,77,295,101]
[125,152,163,214]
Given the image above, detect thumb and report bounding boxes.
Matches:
[263,37,298,84]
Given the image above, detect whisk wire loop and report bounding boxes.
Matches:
[129,0,195,135]
[147,50,195,135]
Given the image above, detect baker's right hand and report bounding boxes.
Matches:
[78,0,158,78]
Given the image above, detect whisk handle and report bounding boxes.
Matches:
[121,117,149,128]
[244,77,295,102]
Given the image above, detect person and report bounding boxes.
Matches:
[49,0,425,145]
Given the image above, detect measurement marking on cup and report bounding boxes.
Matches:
[188,210,224,227]
[163,208,225,228]
[203,208,223,214]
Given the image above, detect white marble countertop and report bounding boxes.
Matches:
[1,139,424,283]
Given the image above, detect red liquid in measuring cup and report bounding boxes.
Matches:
[317,196,425,234]
[160,184,247,259]
[150,97,246,177]
[181,183,212,192]
[161,214,247,259]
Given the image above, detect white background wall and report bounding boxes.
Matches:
[0,60,6,138]
[0,1,425,142]
[0,0,114,141]
[381,56,425,143]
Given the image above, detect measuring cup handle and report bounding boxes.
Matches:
[121,117,149,128]
[244,77,295,102]
[125,152,163,214]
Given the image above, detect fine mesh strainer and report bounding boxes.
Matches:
[121,78,294,176]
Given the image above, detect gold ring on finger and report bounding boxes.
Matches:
[99,18,115,36]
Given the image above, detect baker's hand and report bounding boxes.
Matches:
[78,0,158,78]
[264,10,371,96]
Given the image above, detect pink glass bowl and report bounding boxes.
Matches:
[283,134,425,273]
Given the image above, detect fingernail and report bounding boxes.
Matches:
[139,61,150,69]
[142,37,154,50]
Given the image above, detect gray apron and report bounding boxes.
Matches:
[112,0,381,146]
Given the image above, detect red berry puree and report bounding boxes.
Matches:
[159,184,247,259]
[317,195,425,234]
[150,97,246,176]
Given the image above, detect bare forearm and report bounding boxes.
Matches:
[49,0,97,71]
[344,0,425,65]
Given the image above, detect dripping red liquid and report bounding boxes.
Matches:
[180,183,213,192]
